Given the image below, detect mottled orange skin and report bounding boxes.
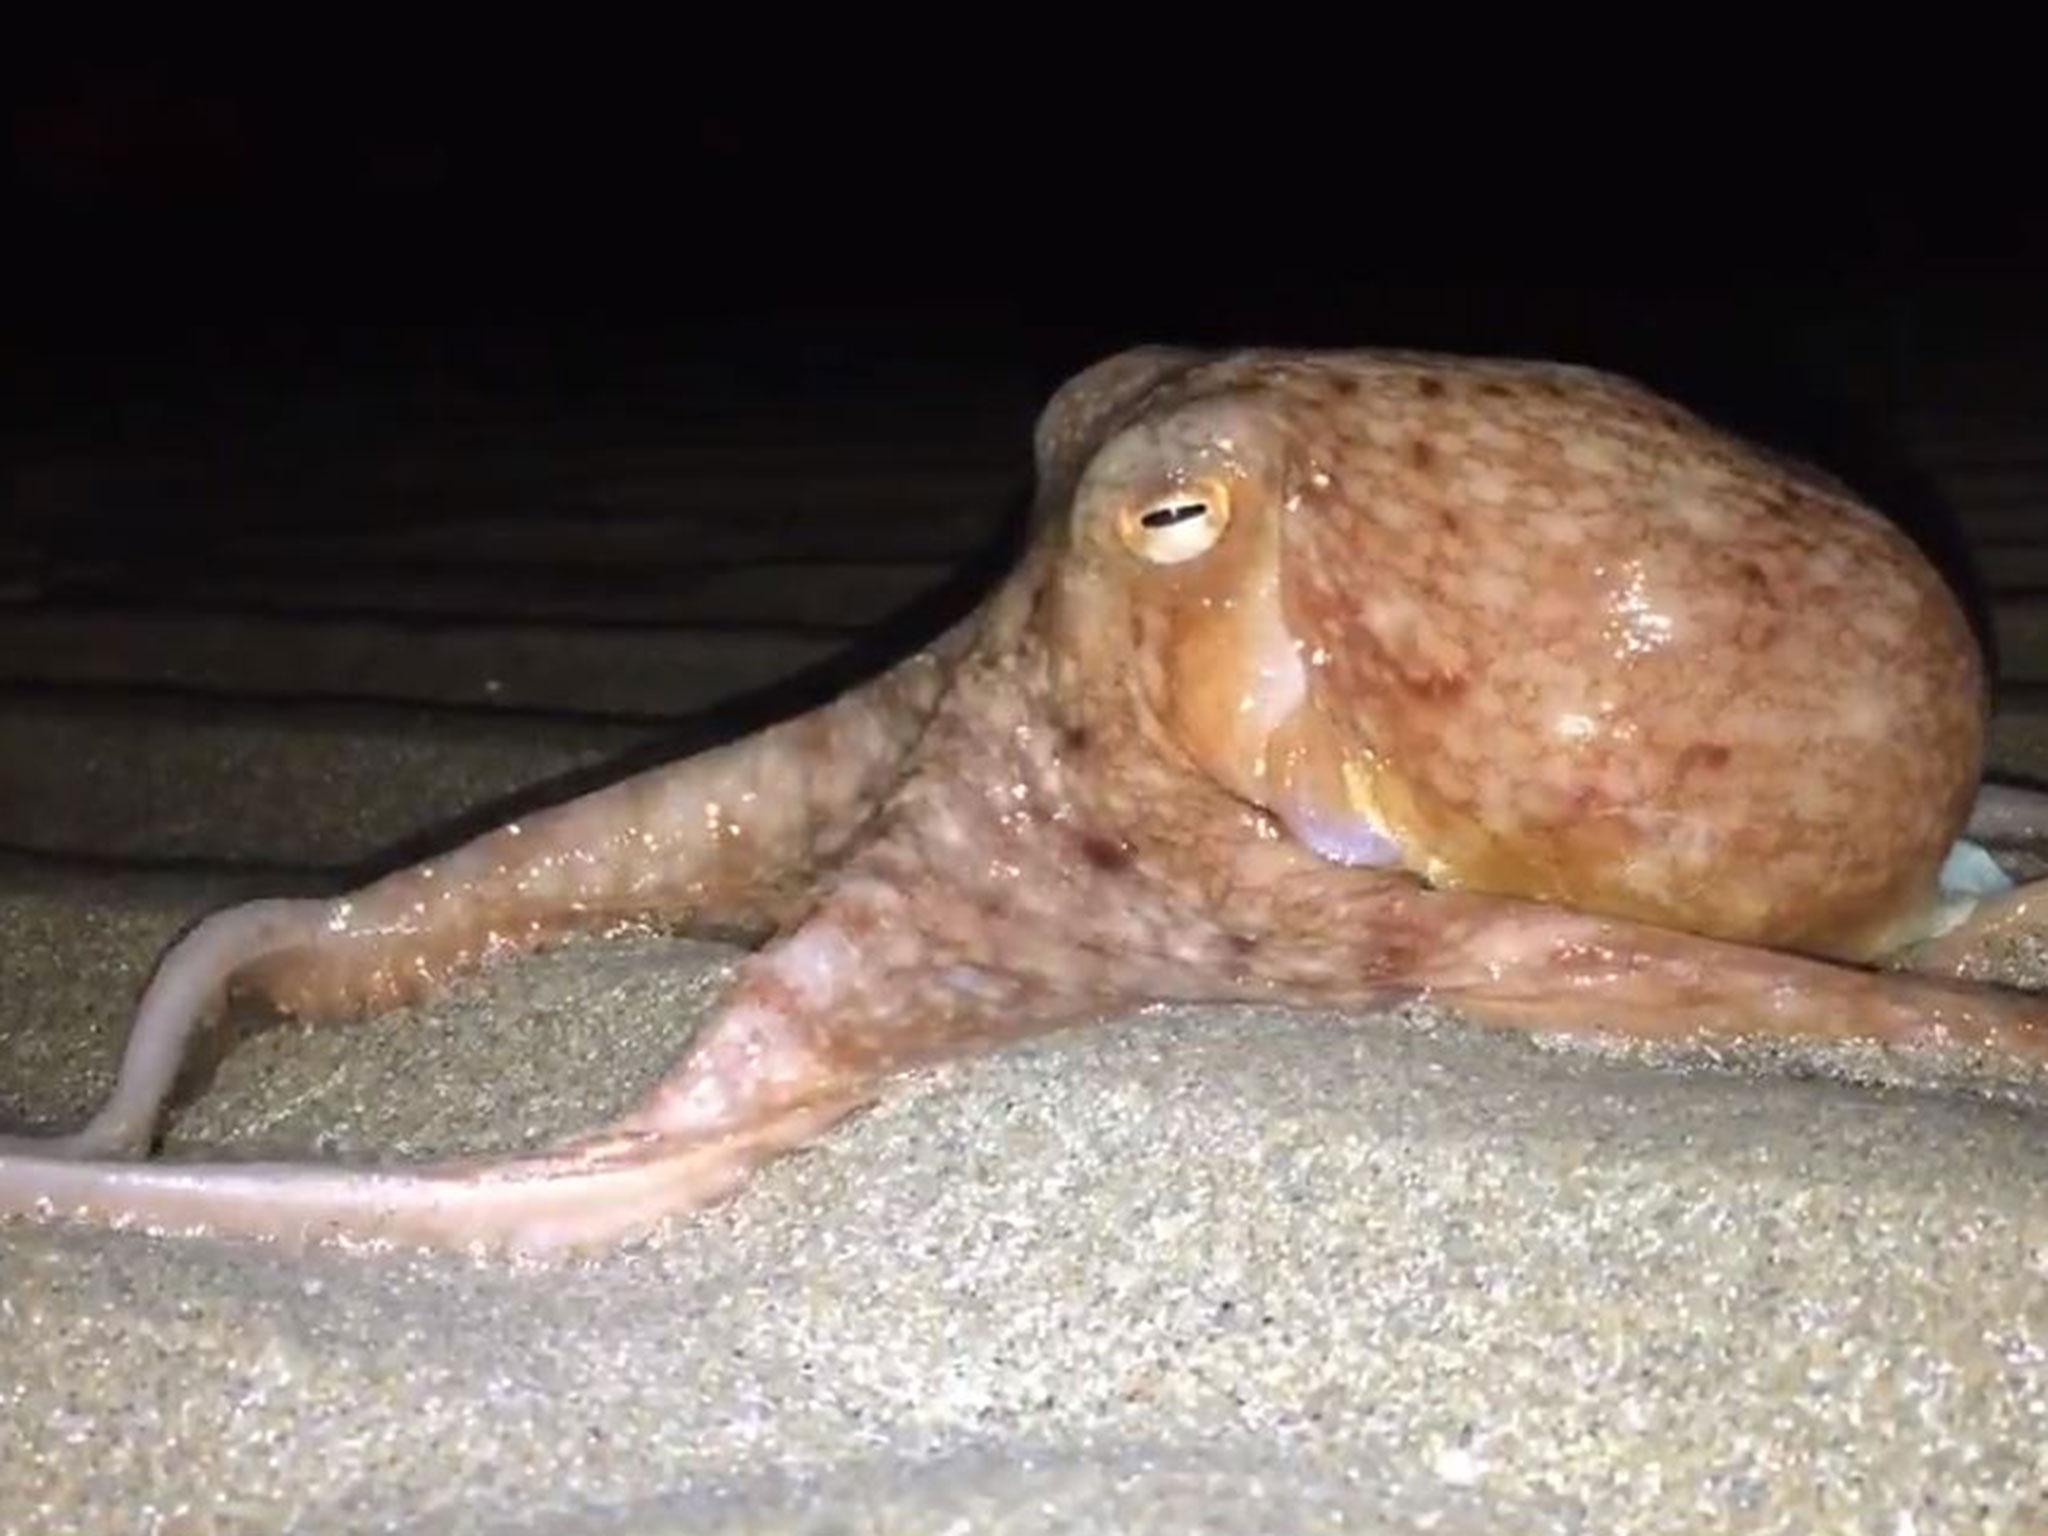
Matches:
[1057,350,1985,961]
[0,346,2040,1257]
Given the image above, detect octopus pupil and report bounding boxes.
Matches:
[1141,501,1208,529]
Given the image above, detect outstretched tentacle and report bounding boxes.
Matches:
[1240,873,2048,1064]
[0,877,1126,1254]
[0,1088,873,1256]
[0,886,910,1252]
[1,899,328,1158]
[2,635,964,1161]
[0,710,1202,1253]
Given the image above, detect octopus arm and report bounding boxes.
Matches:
[1253,876,2048,1063]
[0,636,962,1163]
[0,1089,871,1255]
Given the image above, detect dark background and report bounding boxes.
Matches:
[7,53,2047,681]
[12,55,2044,438]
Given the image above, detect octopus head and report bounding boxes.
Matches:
[1042,357,1408,872]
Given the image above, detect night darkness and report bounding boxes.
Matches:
[7,53,2048,715]
[13,56,2046,429]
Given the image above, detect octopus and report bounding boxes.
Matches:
[6,344,2048,1256]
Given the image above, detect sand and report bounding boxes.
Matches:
[8,801,2048,1533]
[8,387,2048,1533]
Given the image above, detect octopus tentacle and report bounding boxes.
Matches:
[0,894,899,1251]
[12,793,2048,1250]
[1246,878,2048,1063]
[0,1089,874,1256]
[0,906,1123,1254]
[3,899,329,1159]
[0,638,963,1163]
[0,720,1174,1251]
[1887,876,2048,983]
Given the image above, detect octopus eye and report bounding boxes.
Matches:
[1119,485,1231,564]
